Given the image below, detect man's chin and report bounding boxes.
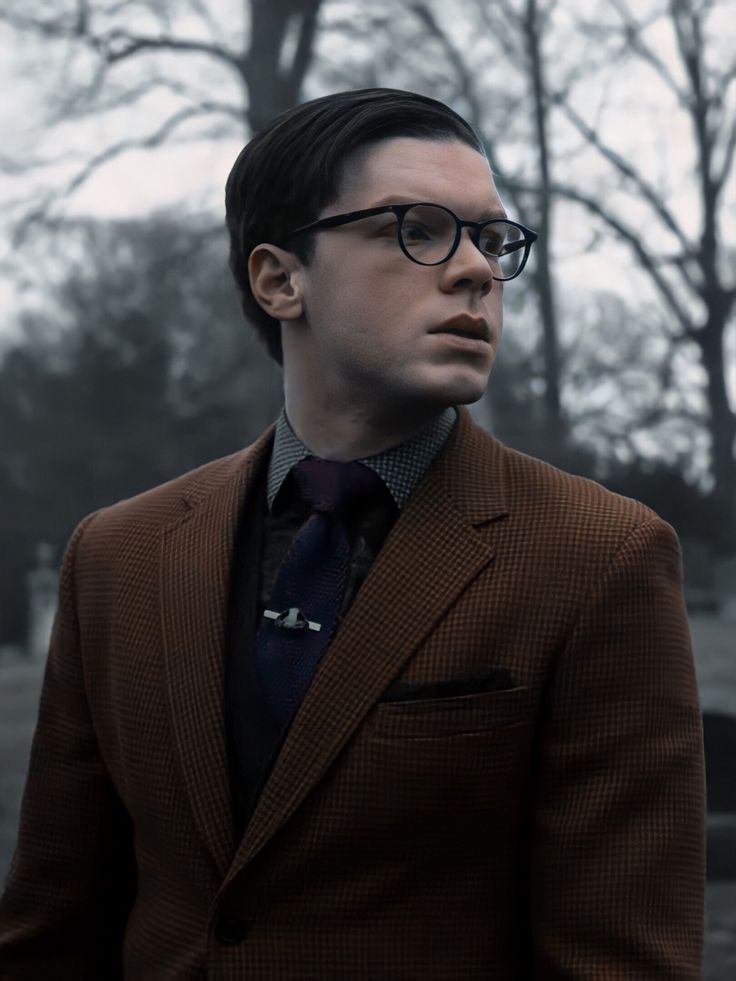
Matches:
[454,388,487,407]
[368,372,488,420]
[439,377,489,408]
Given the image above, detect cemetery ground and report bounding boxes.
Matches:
[0,614,734,977]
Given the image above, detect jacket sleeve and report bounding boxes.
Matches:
[529,516,706,979]
[0,513,136,980]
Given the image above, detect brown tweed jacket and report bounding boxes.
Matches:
[0,406,705,979]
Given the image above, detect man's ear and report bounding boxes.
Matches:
[248,244,304,322]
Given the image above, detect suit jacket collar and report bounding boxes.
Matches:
[159,406,509,882]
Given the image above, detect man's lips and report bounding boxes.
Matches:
[430,314,491,342]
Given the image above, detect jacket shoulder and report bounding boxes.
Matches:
[91,450,247,530]
[483,438,683,604]
[73,421,275,555]
[496,438,666,538]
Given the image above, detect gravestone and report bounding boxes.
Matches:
[714,555,736,624]
[703,711,736,881]
[681,538,718,614]
[25,543,58,662]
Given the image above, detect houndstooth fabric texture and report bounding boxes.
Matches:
[266,403,458,512]
[0,405,705,979]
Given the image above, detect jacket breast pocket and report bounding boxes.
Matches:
[367,685,536,739]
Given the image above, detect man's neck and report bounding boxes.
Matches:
[283,397,447,462]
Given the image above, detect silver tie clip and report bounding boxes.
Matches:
[263,607,322,632]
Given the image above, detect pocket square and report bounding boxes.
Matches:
[380,669,516,703]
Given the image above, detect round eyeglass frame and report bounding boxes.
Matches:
[287,202,538,281]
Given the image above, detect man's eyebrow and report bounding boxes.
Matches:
[367,197,508,221]
[477,206,509,221]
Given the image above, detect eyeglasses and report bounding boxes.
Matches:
[288,202,538,281]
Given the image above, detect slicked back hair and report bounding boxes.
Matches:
[225,88,486,366]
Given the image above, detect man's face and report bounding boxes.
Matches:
[288,137,506,419]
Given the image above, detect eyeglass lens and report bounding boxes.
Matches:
[400,205,526,277]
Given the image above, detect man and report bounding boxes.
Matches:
[0,88,705,978]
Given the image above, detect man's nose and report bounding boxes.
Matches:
[443,228,493,293]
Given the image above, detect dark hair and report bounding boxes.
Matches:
[225,87,485,366]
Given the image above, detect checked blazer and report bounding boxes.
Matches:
[0,405,705,979]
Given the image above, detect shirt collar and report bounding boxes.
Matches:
[266,405,458,512]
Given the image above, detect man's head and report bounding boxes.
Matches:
[225,88,525,424]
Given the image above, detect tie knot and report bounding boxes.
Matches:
[290,458,386,515]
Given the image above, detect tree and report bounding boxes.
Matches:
[2,0,324,233]
[0,0,324,431]
[0,212,280,644]
[548,0,736,540]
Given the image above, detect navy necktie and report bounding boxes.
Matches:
[254,457,388,730]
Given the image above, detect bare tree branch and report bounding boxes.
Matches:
[102,31,243,75]
[287,3,321,94]
[188,0,231,46]
[47,73,233,124]
[716,114,736,194]
[553,99,692,256]
[11,106,217,245]
[576,401,707,430]
[408,4,484,128]
[552,181,695,336]
[405,1,523,215]
[713,54,736,100]
[473,0,526,61]
[320,13,393,41]
[601,0,689,103]
[0,11,246,75]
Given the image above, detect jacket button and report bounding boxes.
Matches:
[214,913,248,945]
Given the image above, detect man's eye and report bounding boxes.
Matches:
[403,222,432,242]
[482,234,505,255]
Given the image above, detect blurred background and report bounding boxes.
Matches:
[0,0,733,974]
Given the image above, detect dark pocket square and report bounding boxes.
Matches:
[380,669,516,703]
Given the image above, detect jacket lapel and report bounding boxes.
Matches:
[221,406,510,885]
[159,424,276,878]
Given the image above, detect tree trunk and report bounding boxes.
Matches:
[695,309,736,547]
[524,0,561,425]
[243,0,323,134]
